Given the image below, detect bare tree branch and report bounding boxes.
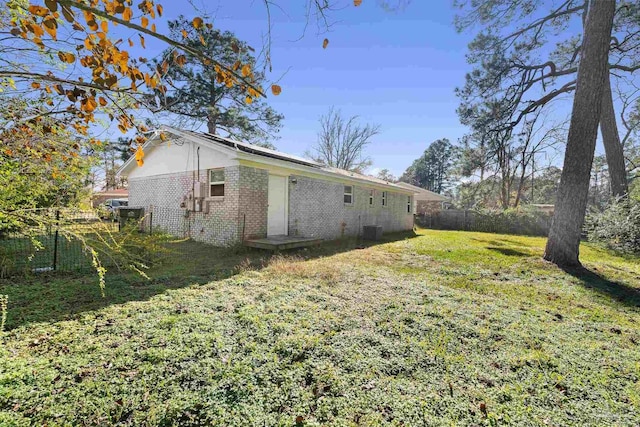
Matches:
[307,107,380,173]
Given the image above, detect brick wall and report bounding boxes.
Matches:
[128,170,193,209]
[188,166,240,246]
[237,166,268,240]
[129,167,413,245]
[288,175,414,239]
[128,167,243,246]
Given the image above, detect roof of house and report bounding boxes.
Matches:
[119,126,412,193]
[180,129,321,168]
[394,182,450,201]
[92,188,128,198]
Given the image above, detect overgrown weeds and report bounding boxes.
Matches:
[264,254,343,282]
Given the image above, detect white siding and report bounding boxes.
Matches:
[127,139,238,180]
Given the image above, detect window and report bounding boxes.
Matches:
[407,196,412,213]
[382,191,388,207]
[209,169,225,197]
[344,185,353,205]
[368,189,374,206]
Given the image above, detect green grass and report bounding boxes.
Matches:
[1,230,639,426]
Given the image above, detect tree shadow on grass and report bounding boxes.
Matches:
[0,230,418,330]
[486,246,532,257]
[559,264,640,308]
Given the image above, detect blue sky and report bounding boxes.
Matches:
[140,0,474,177]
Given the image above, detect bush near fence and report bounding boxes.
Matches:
[0,207,237,279]
[0,209,120,277]
[585,197,640,255]
[416,208,552,236]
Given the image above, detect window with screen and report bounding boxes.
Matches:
[209,169,225,197]
[344,185,353,205]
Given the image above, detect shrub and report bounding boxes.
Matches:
[586,198,640,255]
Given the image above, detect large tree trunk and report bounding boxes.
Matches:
[207,119,216,134]
[600,73,629,197]
[544,0,615,267]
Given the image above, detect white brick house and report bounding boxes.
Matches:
[118,126,415,246]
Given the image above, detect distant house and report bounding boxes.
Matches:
[394,182,451,215]
[91,188,128,208]
[117,126,414,246]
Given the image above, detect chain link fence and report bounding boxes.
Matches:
[1,209,123,278]
[0,206,245,279]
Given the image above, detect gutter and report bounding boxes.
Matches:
[237,155,416,195]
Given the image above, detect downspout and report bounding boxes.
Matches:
[197,146,201,182]
[191,142,197,213]
[195,146,201,213]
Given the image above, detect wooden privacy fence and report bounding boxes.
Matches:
[415,209,552,237]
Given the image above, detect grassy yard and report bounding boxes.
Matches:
[1,230,639,426]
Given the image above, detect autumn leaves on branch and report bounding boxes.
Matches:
[6,0,281,155]
[4,0,367,166]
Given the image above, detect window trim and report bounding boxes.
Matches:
[344,185,354,205]
[407,195,412,214]
[368,189,374,207]
[208,168,225,199]
[381,191,388,207]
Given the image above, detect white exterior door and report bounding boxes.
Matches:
[267,174,288,236]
